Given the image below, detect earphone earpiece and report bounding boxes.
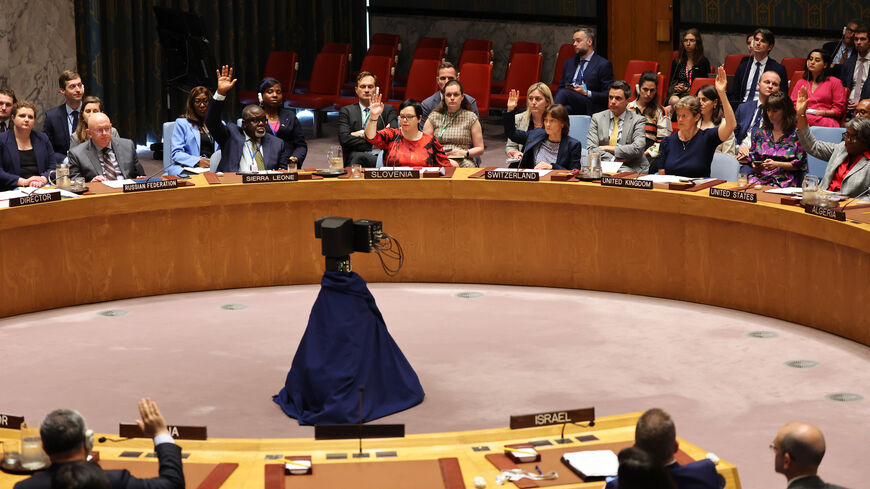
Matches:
[257,92,263,104]
[84,429,94,452]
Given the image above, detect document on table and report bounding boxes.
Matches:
[182,166,209,174]
[601,160,623,173]
[764,187,802,195]
[491,168,552,176]
[101,179,137,188]
[561,450,619,477]
[638,174,688,184]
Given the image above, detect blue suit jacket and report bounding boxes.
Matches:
[841,52,870,100]
[605,459,722,489]
[205,97,291,172]
[558,53,614,115]
[0,130,57,190]
[733,99,761,146]
[729,57,788,105]
[43,103,73,162]
[504,109,582,170]
[168,117,219,176]
[270,106,307,164]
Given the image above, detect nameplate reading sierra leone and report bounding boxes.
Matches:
[122,180,178,193]
[242,173,299,183]
[709,187,757,202]
[364,169,420,179]
[119,423,207,440]
[600,176,653,189]
[510,407,595,429]
[9,191,61,207]
[0,413,25,429]
[804,204,845,221]
[485,170,539,181]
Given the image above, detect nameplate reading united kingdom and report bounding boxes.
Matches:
[804,204,845,221]
[119,423,207,440]
[122,180,178,193]
[0,413,25,429]
[364,169,420,179]
[510,407,595,429]
[485,170,539,181]
[242,173,299,183]
[9,191,61,207]
[600,176,653,189]
[709,187,758,203]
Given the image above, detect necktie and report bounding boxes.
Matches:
[101,147,117,180]
[745,61,762,102]
[750,105,763,136]
[252,142,266,170]
[853,59,867,102]
[609,115,620,146]
[0,121,6,132]
[70,110,79,134]
[363,107,370,127]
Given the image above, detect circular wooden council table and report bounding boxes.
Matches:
[2,169,869,346]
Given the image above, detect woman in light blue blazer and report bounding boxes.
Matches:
[167,86,219,176]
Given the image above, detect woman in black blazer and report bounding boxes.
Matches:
[0,101,56,190]
[258,78,307,166]
[504,90,582,170]
[667,28,711,108]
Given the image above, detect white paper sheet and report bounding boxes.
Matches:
[601,160,623,173]
[182,167,209,174]
[100,179,136,188]
[637,174,689,183]
[561,450,619,477]
[763,186,803,195]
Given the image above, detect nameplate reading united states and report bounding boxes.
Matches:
[119,423,207,440]
[123,180,178,193]
[9,191,61,207]
[364,169,420,179]
[510,407,595,429]
[600,176,653,189]
[242,173,299,183]
[0,413,25,429]
[804,204,845,221]
[709,187,758,202]
[485,170,540,181]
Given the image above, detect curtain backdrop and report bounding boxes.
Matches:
[74,0,366,145]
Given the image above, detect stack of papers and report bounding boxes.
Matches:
[561,450,619,479]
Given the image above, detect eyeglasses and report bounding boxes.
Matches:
[244,116,268,124]
[193,98,209,106]
[842,133,858,142]
[398,115,418,121]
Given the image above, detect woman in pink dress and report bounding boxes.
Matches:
[790,49,845,128]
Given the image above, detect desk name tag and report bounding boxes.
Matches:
[600,176,653,189]
[0,413,25,429]
[709,187,758,203]
[485,170,539,182]
[364,169,420,179]
[510,407,595,429]
[123,180,178,193]
[804,204,845,221]
[119,423,207,440]
[242,173,299,183]
[9,191,61,207]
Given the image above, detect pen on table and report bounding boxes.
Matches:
[535,465,543,475]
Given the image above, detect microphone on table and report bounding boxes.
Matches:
[135,165,167,182]
[840,185,870,211]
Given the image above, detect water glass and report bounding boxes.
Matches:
[287,160,297,172]
[351,163,362,178]
[588,153,602,178]
[19,426,48,471]
[327,146,343,169]
[802,175,820,206]
[73,177,86,191]
[737,173,748,187]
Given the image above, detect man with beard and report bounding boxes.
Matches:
[553,28,614,115]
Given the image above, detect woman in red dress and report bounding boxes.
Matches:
[364,93,452,167]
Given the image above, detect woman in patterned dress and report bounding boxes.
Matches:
[748,91,806,187]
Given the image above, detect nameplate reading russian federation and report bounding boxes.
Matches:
[364,169,420,179]
[709,187,758,203]
[122,180,178,193]
[242,173,299,183]
[600,176,653,189]
[485,170,540,181]
[0,413,25,429]
[9,191,61,207]
[119,423,207,440]
[510,407,595,429]
[804,204,845,221]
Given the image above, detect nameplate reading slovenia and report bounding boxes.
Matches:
[242,173,299,184]
[709,187,758,203]
[123,180,179,193]
[510,407,595,429]
[804,204,845,221]
[364,169,420,179]
[0,413,25,429]
[600,176,653,189]
[119,423,207,440]
[9,191,61,207]
[485,170,540,181]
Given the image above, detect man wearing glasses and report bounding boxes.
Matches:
[770,422,848,489]
[68,112,144,182]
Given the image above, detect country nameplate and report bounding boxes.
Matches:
[0,413,25,429]
[804,204,845,221]
[9,191,61,207]
[510,407,595,429]
[364,169,420,179]
[600,176,653,189]
[123,180,179,192]
[119,423,207,440]
[242,173,299,183]
[484,170,540,181]
[709,187,758,202]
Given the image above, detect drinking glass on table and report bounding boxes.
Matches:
[327,145,343,170]
[737,172,748,187]
[802,175,820,205]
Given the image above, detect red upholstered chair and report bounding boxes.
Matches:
[388,58,440,109]
[789,71,804,96]
[549,44,575,92]
[623,60,659,83]
[628,73,666,105]
[413,47,445,61]
[334,55,394,109]
[372,33,401,52]
[460,39,493,65]
[780,57,806,80]
[238,51,298,105]
[367,44,398,64]
[493,42,543,92]
[417,37,448,56]
[490,52,543,109]
[665,50,679,90]
[689,77,714,95]
[459,49,492,68]
[287,52,347,136]
[724,54,748,75]
[458,62,492,117]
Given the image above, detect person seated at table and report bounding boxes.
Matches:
[659,66,736,177]
[553,28,614,115]
[422,80,483,168]
[666,28,711,109]
[420,62,478,128]
[789,49,845,128]
[364,93,452,167]
[206,65,291,172]
[68,113,144,182]
[504,89,582,170]
[167,87,219,176]
[338,71,397,167]
[627,71,671,172]
[258,77,306,167]
[747,91,806,188]
[588,81,648,173]
[796,86,870,197]
[0,101,56,190]
[614,447,676,489]
[70,96,119,147]
[506,82,553,160]
[51,461,111,489]
[697,85,736,156]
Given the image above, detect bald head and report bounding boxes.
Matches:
[773,422,826,478]
[857,99,870,119]
[86,112,113,148]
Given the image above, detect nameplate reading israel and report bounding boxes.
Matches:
[365,169,420,179]
[510,407,595,429]
[709,187,757,203]
[242,173,299,183]
[9,191,61,207]
[123,180,178,193]
[600,176,653,189]
[485,170,539,181]
[0,413,25,429]
[804,204,845,221]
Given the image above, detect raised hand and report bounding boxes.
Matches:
[136,397,169,438]
[215,65,237,96]
[507,89,520,112]
[714,66,727,93]
[369,92,384,119]
[795,86,809,116]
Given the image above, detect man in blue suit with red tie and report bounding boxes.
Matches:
[554,28,614,115]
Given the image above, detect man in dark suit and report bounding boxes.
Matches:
[338,71,397,167]
[420,62,478,128]
[13,398,184,489]
[734,70,781,162]
[728,28,788,107]
[605,408,722,489]
[206,65,290,172]
[772,422,849,489]
[68,113,145,182]
[823,20,859,67]
[0,88,15,132]
[43,70,85,163]
[841,25,870,115]
[553,28,614,115]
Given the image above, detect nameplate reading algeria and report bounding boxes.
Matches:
[0,413,25,429]
[242,173,299,184]
[122,180,179,193]
[804,204,845,221]
[709,187,758,203]
[9,191,61,207]
[364,169,420,179]
[119,423,207,440]
[510,407,595,429]
[485,170,540,182]
[600,176,653,189]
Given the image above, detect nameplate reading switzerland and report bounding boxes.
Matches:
[119,423,207,440]
[242,173,299,184]
[0,413,25,429]
[485,170,540,181]
[510,407,595,429]
[122,180,178,193]
[364,169,420,179]
[709,187,758,203]
[600,176,653,189]
[804,204,845,221]
[9,191,61,207]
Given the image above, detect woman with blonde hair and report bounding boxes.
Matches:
[506,82,553,160]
